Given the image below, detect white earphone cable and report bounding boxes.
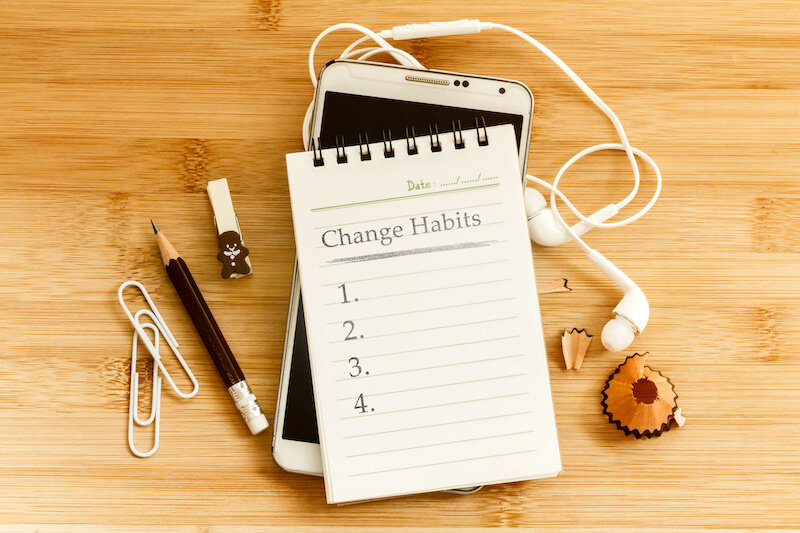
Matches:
[308,23,400,89]
[304,24,424,149]
[526,141,661,254]
[487,23,661,241]
[304,21,661,249]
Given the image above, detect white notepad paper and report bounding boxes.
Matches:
[286,124,561,504]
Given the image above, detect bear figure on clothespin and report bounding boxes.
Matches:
[207,178,253,279]
[217,230,251,279]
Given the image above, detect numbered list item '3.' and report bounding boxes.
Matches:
[285,124,561,504]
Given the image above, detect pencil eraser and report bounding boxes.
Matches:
[247,413,269,435]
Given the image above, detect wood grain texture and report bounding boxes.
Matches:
[1,0,799,529]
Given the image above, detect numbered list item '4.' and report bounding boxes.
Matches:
[285,124,561,504]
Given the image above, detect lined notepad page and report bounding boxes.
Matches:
[286,124,561,504]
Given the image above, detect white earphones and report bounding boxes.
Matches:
[305,20,663,352]
[527,188,650,350]
[524,142,661,351]
[524,187,619,247]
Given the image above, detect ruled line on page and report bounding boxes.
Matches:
[336,373,525,401]
[330,316,517,343]
[334,354,524,382]
[348,448,538,477]
[326,297,515,325]
[312,201,502,230]
[321,259,509,286]
[345,430,535,458]
[331,335,521,363]
[339,392,528,420]
[326,277,512,305]
[344,410,532,439]
[343,278,513,303]
[310,183,500,212]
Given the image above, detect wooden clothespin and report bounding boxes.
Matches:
[207,178,252,279]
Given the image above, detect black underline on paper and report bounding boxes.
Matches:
[339,392,528,420]
[312,201,502,230]
[330,316,517,344]
[326,297,515,324]
[321,259,508,286]
[325,240,496,265]
[319,240,509,268]
[336,373,525,401]
[334,354,524,382]
[331,335,520,363]
[348,448,538,477]
[310,183,500,212]
[344,411,532,439]
[345,429,536,458]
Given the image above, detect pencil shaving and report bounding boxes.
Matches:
[601,353,679,439]
[673,407,687,427]
[561,328,592,369]
[539,278,571,294]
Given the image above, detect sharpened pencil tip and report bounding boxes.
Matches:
[151,220,159,234]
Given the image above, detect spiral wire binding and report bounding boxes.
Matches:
[311,118,489,166]
[382,129,395,158]
[311,138,324,167]
[358,133,371,161]
[452,120,465,149]
[405,126,418,155]
[335,135,348,164]
[428,124,442,152]
[475,116,489,146]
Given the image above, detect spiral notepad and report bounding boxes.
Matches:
[285,122,561,504]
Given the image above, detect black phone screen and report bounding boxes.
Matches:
[281,91,525,444]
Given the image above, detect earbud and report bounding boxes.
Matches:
[524,187,618,247]
[524,188,566,246]
[523,184,648,351]
[586,250,649,352]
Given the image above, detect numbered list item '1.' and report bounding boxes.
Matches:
[285,124,561,504]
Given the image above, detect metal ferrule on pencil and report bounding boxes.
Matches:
[228,380,266,428]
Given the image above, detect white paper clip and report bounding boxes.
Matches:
[130,317,160,426]
[207,178,252,279]
[119,280,199,458]
[128,322,162,457]
[118,281,199,399]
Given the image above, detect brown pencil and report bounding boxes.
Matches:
[152,220,268,435]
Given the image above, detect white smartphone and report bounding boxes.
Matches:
[273,59,534,476]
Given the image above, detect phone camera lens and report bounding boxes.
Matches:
[453,80,461,86]
[462,80,470,88]
[499,87,506,94]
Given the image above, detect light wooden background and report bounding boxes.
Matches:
[1,0,799,530]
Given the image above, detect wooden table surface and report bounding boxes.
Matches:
[2,0,799,530]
